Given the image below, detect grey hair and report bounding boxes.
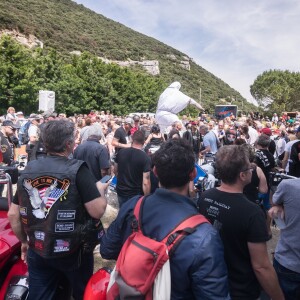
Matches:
[199,125,208,133]
[41,120,75,153]
[87,124,103,140]
[172,120,182,127]
[255,134,270,148]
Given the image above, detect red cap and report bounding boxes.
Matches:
[261,128,272,136]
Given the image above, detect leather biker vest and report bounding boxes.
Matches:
[18,155,86,258]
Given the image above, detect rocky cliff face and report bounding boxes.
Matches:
[110,59,160,76]
[97,55,191,75]
[0,29,43,49]
[1,29,191,76]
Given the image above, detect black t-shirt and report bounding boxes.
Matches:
[289,140,300,177]
[268,139,276,155]
[115,147,151,198]
[255,149,275,187]
[114,126,129,154]
[13,164,100,205]
[198,188,269,299]
[191,130,201,153]
[73,139,110,181]
[243,168,260,204]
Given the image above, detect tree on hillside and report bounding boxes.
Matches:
[0,37,165,115]
[0,35,252,116]
[0,35,40,114]
[250,70,300,112]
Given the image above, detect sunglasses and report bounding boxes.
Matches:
[241,166,255,173]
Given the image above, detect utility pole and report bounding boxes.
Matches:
[199,80,202,106]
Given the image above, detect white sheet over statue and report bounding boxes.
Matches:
[155,82,203,133]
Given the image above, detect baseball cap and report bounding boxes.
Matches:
[124,117,134,126]
[42,112,51,118]
[261,128,272,136]
[50,112,58,118]
[29,113,40,119]
[16,111,24,116]
[2,120,20,129]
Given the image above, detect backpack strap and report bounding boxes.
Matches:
[161,214,209,256]
[132,197,208,255]
[131,196,145,232]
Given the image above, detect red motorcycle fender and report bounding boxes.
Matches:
[0,258,28,300]
[83,268,111,300]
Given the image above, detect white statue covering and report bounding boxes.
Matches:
[155,82,203,133]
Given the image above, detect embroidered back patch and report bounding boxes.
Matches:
[23,176,70,219]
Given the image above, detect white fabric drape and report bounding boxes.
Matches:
[155,82,192,133]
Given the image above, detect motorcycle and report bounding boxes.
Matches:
[84,268,111,300]
[0,170,29,300]
[194,153,220,197]
[269,171,297,194]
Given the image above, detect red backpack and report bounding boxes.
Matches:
[107,196,208,300]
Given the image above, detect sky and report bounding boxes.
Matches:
[74,0,300,104]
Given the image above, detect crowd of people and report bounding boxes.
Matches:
[1,106,300,165]
[1,104,300,300]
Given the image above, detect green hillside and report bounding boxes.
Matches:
[0,0,255,114]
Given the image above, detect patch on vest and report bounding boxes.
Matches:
[1,144,8,153]
[35,240,44,251]
[23,176,70,219]
[34,231,45,241]
[55,222,75,232]
[54,239,70,253]
[20,206,27,216]
[57,210,76,220]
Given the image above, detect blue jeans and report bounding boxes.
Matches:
[273,258,300,300]
[0,184,4,197]
[27,248,93,300]
[258,192,271,210]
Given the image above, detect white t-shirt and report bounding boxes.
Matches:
[28,124,39,139]
[248,126,258,145]
[203,131,218,154]
[276,138,286,157]
[284,140,298,172]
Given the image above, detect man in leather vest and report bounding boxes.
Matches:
[8,119,108,300]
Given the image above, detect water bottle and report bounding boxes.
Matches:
[273,213,286,230]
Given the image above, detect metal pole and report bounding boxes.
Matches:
[199,80,202,106]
